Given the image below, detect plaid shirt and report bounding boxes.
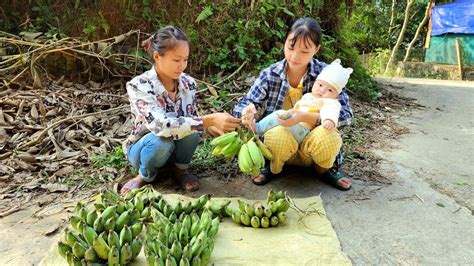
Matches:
[232,58,354,169]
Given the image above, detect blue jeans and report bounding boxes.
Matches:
[256,110,310,144]
[127,133,200,182]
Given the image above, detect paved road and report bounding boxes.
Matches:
[322,77,474,264]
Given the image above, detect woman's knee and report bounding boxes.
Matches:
[143,135,175,163]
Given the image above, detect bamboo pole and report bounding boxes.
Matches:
[455,38,463,80]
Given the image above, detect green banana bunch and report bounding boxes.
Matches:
[229,190,292,228]
[144,196,220,265]
[60,190,145,266]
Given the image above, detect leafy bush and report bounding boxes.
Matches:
[2,0,378,99]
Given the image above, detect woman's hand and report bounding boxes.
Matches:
[203,113,241,134]
[241,104,257,131]
[276,110,320,128]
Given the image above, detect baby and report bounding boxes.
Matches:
[248,59,353,144]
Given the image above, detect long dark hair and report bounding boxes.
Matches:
[142,25,188,61]
[286,17,322,49]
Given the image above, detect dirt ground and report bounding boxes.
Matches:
[1,77,473,265]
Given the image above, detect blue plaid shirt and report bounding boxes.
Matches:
[233,58,353,170]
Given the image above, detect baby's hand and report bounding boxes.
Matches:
[322,119,335,132]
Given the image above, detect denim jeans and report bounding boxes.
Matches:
[127,133,200,182]
[256,110,309,144]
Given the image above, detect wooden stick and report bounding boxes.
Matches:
[455,38,463,80]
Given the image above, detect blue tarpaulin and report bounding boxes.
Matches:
[431,0,474,36]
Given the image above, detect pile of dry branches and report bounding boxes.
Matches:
[0,31,153,212]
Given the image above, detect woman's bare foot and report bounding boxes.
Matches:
[174,168,200,192]
[120,175,146,196]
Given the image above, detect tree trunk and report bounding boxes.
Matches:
[403,0,433,62]
[385,0,415,74]
[388,0,397,36]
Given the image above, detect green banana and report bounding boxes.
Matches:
[240,213,251,226]
[182,201,192,214]
[179,226,189,244]
[93,216,104,234]
[182,243,192,260]
[238,143,253,174]
[158,244,169,259]
[200,246,212,266]
[115,210,130,232]
[168,211,177,223]
[119,225,132,246]
[92,235,110,260]
[107,245,120,266]
[210,131,238,146]
[221,137,243,159]
[244,204,255,217]
[72,241,87,259]
[276,190,286,200]
[247,139,263,169]
[208,224,219,238]
[134,196,144,213]
[276,198,290,212]
[197,194,210,210]
[250,216,260,228]
[107,230,120,250]
[103,217,115,232]
[190,256,201,266]
[270,216,279,227]
[231,211,242,224]
[260,217,270,228]
[57,242,72,258]
[170,240,182,262]
[256,138,273,160]
[69,216,82,232]
[83,225,98,246]
[267,189,276,203]
[165,253,178,266]
[174,202,183,215]
[120,243,133,265]
[131,238,143,260]
[84,246,98,262]
[179,257,190,266]
[86,210,98,227]
[76,221,85,234]
[212,144,225,156]
[268,201,278,214]
[263,207,272,218]
[254,206,263,218]
[100,206,117,222]
[116,201,126,214]
[277,212,287,224]
[141,207,151,219]
[131,222,143,238]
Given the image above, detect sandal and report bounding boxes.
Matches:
[251,167,274,186]
[319,170,352,191]
[175,173,200,192]
[120,177,146,196]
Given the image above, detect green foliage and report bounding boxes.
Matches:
[91,146,128,169]
[3,0,379,100]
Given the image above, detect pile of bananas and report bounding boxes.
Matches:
[230,190,290,228]
[145,201,220,265]
[58,190,144,265]
[210,129,273,175]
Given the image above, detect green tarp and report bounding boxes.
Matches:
[425,35,474,66]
